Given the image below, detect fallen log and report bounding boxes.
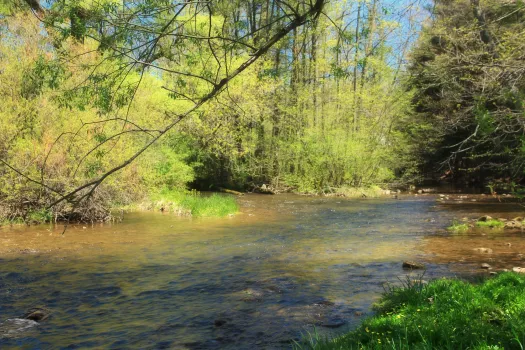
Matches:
[218,188,245,196]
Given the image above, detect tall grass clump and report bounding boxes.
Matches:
[476,220,505,229]
[146,189,238,217]
[295,273,525,350]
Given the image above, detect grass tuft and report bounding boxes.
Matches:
[295,273,525,350]
[476,220,505,229]
[447,220,469,232]
[142,189,238,217]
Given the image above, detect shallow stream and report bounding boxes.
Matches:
[1,194,524,349]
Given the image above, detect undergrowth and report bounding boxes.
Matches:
[295,273,525,349]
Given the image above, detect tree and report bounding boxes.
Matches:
[3,0,326,213]
[408,0,525,187]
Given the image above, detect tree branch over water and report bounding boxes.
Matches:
[16,0,327,210]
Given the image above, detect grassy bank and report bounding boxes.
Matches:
[137,189,239,218]
[296,273,525,350]
[0,190,239,225]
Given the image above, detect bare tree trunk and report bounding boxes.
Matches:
[357,0,377,119]
[352,2,362,133]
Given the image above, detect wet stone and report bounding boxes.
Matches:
[23,307,51,322]
[481,263,491,269]
[402,261,425,269]
[321,318,346,328]
[313,300,335,307]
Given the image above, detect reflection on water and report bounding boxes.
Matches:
[0,194,523,348]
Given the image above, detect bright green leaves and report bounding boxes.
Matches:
[21,55,65,99]
[474,102,495,135]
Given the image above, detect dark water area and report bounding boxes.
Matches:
[0,194,524,349]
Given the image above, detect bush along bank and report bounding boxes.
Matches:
[296,273,525,350]
[1,190,239,226]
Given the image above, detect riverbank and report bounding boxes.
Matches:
[0,185,397,226]
[0,190,239,226]
[297,272,525,350]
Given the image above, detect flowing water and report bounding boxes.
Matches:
[0,194,524,349]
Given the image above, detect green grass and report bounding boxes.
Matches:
[447,221,469,232]
[476,220,505,229]
[143,189,239,217]
[0,209,51,226]
[295,273,525,350]
[27,209,52,224]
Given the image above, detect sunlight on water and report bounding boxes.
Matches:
[0,194,523,348]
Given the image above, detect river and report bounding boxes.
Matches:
[0,194,524,349]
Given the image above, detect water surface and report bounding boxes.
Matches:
[1,194,523,349]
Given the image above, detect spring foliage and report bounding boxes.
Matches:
[0,0,423,222]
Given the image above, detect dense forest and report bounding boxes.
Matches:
[0,0,524,223]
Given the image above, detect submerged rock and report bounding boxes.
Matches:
[239,288,264,302]
[481,263,491,269]
[23,307,51,322]
[214,319,227,327]
[402,261,425,269]
[313,300,335,307]
[478,215,493,222]
[473,248,493,254]
[0,318,39,338]
[321,318,346,328]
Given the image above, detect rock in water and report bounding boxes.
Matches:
[481,263,491,269]
[505,221,522,229]
[214,319,227,327]
[402,261,425,269]
[478,216,493,222]
[321,319,346,328]
[512,267,525,274]
[23,307,51,322]
[473,248,493,254]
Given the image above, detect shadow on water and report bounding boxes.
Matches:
[0,194,523,349]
